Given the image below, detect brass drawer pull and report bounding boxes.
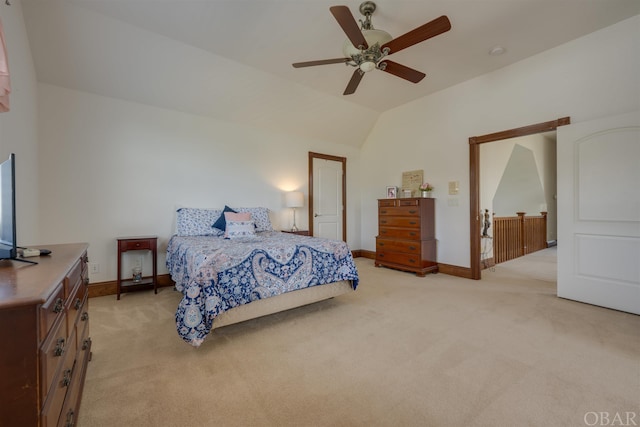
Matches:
[409,232,416,236]
[65,409,75,427]
[409,259,416,263]
[81,312,89,322]
[379,242,384,246]
[381,210,387,214]
[74,298,82,310]
[53,298,64,314]
[409,221,417,225]
[54,338,65,357]
[409,246,416,250]
[379,254,385,258]
[62,369,73,387]
[409,210,417,214]
[82,338,92,350]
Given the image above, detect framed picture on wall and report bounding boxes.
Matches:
[386,186,398,199]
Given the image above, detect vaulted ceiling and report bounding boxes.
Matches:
[20,0,639,147]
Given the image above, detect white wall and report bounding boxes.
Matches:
[480,133,557,240]
[0,1,39,246]
[358,15,640,268]
[36,84,361,282]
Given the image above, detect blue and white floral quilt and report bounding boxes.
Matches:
[166,232,359,347]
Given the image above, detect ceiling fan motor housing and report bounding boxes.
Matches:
[343,29,393,71]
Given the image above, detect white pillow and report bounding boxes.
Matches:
[234,207,273,232]
[225,220,257,239]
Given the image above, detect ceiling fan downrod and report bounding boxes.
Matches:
[344,1,392,72]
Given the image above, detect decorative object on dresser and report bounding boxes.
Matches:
[386,186,397,199]
[116,236,158,300]
[285,191,304,232]
[0,243,91,426]
[376,197,438,276]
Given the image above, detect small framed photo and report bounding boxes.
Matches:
[386,186,398,199]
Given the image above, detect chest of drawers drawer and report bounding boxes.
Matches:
[378,216,422,228]
[376,238,421,255]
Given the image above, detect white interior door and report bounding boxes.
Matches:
[557,111,640,314]
[312,157,343,240]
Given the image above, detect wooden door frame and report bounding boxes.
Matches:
[308,152,347,241]
[468,117,570,279]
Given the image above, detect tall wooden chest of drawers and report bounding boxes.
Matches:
[0,243,91,427]
[376,198,438,276]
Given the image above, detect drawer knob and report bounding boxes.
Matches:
[379,254,385,258]
[62,368,73,387]
[409,246,416,251]
[82,337,92,351]
[410,232,416,236]
[53,298,64,314]
[409,221,417,225]
[64,409,75,427]
[81,312,89,322]
[379,242,384,246]
[409,210,417,214]
[74,298,82,310]
[54,338,65,357]
[409,259,416,263]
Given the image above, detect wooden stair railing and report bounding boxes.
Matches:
[492,212,547,264]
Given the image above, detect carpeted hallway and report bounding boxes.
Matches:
[79,249,640,426]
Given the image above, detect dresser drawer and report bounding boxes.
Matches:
[40,285,65,342]
[40,314,69,400]
[378,216,421,228]
[376,250,422,268]
[41,329,76,427]
[378,227,421,240]
[67,280,88,329]
[379,206,421,217]
[376,238,421,255]
[64,258,83,298]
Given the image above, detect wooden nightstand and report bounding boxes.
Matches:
[282,230,310,236]
[116,236,158,300]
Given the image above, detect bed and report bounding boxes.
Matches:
[166,207,359,347]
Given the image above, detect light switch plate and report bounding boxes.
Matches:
[448,181,459,195]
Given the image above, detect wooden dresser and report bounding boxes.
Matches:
[0,243,91,427]
[376,198,438,276]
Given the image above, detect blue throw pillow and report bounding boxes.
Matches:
[212,205,237,231]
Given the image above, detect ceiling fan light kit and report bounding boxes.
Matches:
[292,1,451,95]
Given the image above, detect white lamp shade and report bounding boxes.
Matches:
[285,191,304,208]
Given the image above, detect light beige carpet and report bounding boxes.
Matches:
[79,251,639,426]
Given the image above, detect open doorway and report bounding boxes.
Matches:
[468,117,570,280]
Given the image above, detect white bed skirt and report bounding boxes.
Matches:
[212,280,354,329]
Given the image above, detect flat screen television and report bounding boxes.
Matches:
[0,153,17,260]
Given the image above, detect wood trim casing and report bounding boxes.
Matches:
[308,152,347,241]
[468,117,570,279]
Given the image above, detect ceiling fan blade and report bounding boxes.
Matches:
[381,15,451,55]
[292,58,350,68]
[330,5,368,50]
[380,60,426,83]
[343,69,364,95]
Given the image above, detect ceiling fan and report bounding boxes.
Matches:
[292,1,451,95]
